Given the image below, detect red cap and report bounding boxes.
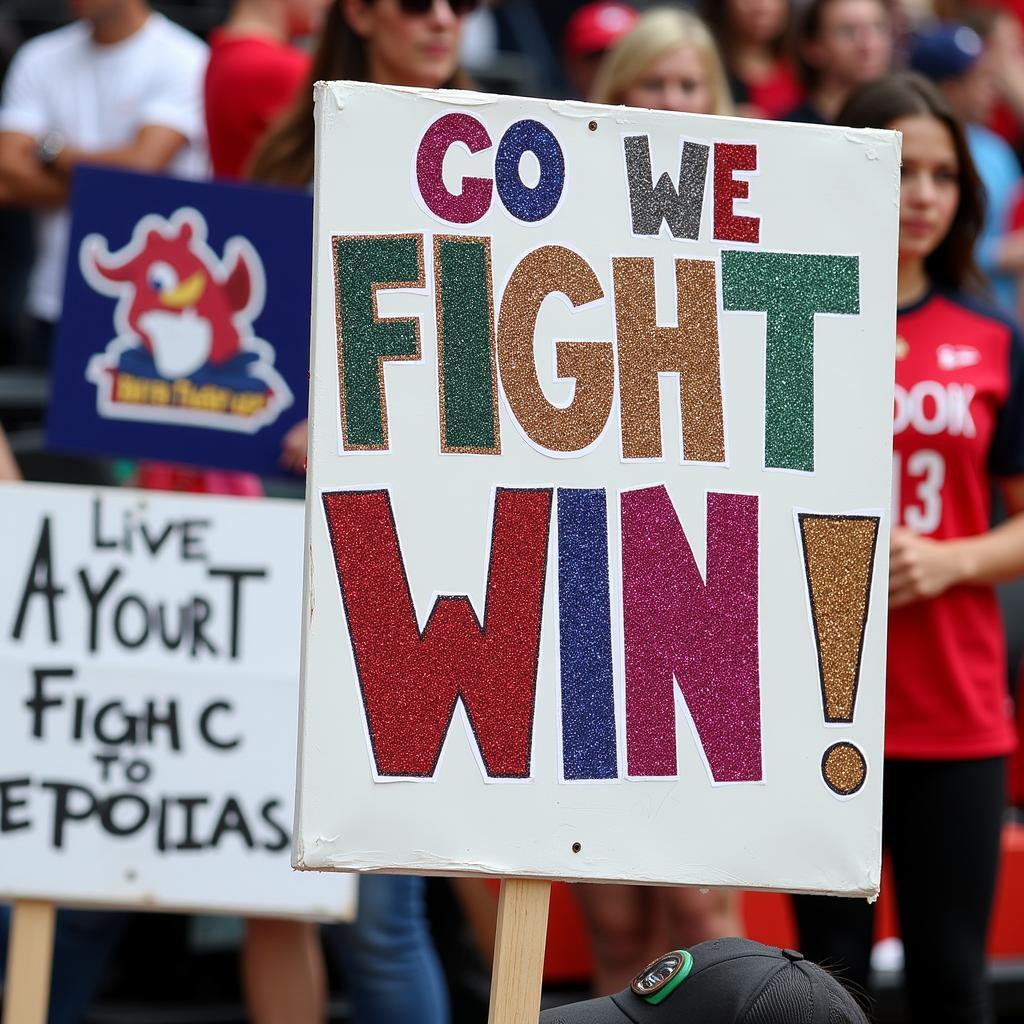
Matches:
[563,2,639,58]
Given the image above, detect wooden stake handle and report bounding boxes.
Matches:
[487,878,551,1024]
[3,900,56,1024]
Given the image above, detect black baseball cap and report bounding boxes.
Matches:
[540,939,867,1024]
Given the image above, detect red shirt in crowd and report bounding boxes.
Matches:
[204,30,309,179]
[742,61,803,121]
[886,290,1024,760]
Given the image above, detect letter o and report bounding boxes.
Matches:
[911,381,946,435]
[495,119,565,223]
[125,759,152,784]
[114,595,150,649]
[99,793,151,837]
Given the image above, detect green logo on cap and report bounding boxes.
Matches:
[630,949,693,1005]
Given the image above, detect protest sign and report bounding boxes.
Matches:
[296,82,899,900]
[47,167,312,476]
[0,482,353,920]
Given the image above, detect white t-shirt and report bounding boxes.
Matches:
[0,14,209,321]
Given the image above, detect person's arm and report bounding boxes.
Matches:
[51,124,189,177]
[279,419,308,475]
[0,44,66,208]
[0,423,21,481]
[889,477,1024,607]
[0,131,67,207]
[0,122,187,208]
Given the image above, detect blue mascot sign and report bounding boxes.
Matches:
[48,168,312,475]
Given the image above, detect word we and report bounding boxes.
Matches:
[415,112,762,246]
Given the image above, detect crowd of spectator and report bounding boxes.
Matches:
[2,1,1024,1023]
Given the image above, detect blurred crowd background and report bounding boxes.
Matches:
[8,0,1024,377]
[3,0,1024,1022]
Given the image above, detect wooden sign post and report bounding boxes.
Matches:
[296,78,900,1018]
[2,900,55,1024]
[488,880,551,1024]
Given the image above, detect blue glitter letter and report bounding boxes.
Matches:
[495,120,565,223]
[557,488,617,780]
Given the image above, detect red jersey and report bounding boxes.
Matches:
[744,61,803,121]
[887,290,1024,759]
[204,30,309,179]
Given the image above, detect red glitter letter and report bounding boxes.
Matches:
[713,143,760,244]
[622,486,761,782]
[322,488,552,778]
[415,113,493,224]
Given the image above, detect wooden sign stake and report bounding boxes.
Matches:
[487,878,552,1024]
[3,899,56,1024]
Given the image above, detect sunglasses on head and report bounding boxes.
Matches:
[397,0,479,15]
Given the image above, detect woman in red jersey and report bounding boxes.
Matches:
[794,72,1024,1024]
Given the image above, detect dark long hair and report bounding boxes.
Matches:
[838,71,986,294]
[698,0,791,64]
[248,2,472,186]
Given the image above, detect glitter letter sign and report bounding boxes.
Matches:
[297,82,899,896]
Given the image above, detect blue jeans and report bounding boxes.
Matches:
[0,906,128,1024]
[324,874,450,1024]
[0,877,449,1024]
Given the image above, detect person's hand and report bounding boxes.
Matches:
[888,526,966,608]
[280,419,309,475]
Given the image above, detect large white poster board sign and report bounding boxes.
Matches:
[0,482,354,919]
[297,82,899,896]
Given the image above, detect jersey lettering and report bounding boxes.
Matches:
[893,448,946,534]
[893,381,976,438]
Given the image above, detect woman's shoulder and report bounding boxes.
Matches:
[914,288,1020,336]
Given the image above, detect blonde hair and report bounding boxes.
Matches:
[588,7,734,116]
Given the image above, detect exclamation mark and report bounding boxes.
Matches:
[797,513,881,797]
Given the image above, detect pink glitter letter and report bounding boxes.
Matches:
[622,486,761,782]
[415,113,493,224]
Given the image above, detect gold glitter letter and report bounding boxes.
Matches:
[613,257,724,462]
[798,513,880,797]
[497,246,613,453]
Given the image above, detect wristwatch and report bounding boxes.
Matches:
[36,131,66,168]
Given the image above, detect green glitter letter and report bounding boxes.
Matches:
[335,234,424,450]
[435,236,500,453]
[721,251,859,472]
